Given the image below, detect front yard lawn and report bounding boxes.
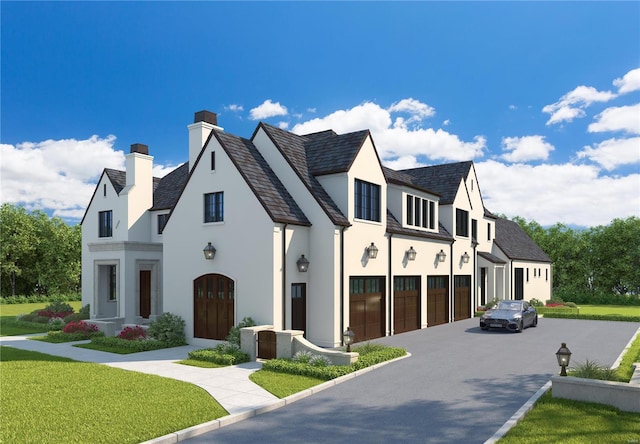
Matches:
[0,346,227,443]
[578,305,640,317]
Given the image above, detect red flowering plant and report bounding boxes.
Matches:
[118,326,147,341]
[38,301,74,319]
[63,320,99,334]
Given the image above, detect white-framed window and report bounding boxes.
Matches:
[405,193,435,229]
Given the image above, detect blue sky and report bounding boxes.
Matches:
[2,1,639,227]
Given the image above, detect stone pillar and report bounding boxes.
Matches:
[276,330,304,359]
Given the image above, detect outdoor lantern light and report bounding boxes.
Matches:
[203,242,216,260]
[296,254,310,272]
[462,252,470,263]
[343,326,355,352]
[437,249,447,263]
[367,242,379,259]
[407,246,417,261]
[556,342,572,376]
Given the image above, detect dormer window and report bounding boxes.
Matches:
[405,193,435,230]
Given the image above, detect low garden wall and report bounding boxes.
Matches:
[240,326,358,365]
[85,317,125,337]
[551,375,640,413]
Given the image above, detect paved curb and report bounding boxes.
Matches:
[141,352,412,443]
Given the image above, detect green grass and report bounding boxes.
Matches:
[498,391,640,443]
[74,341,146,354]
[177,359,226,368]
[249,370,326,398]
[0,346,227,444]
[0,301,83,336]
[578,305,640,317]
[0,301,82,317]
[30,334,86,344]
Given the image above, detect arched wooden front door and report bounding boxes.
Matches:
[194,274,234,340]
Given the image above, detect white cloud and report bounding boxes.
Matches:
[613,67,640,94]
[500,135,555,162]
[277,121,289,130]
[249,99,288,120]
[0,136,176,221]
[225,104,244,112]
[509,105,517,110]
[588,103,640,135]
[543,85,616,125]
[475,160,640,226]
[387,98,435,120]
[307,107,317,113]
[443,119,450,126]
[577,137,640,171]
[292,100,485,162]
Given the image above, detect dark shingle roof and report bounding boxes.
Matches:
[257,123,350,226]
[494,217,551,263]
[105,169,126,194]
[478,251,507,264]
[400,161,473,204]
[151,163,189,210]
[386,210,453,242]
[383,167,441,196]
[214,130,311,226]
[304,129,370,175]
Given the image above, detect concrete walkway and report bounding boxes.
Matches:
[0,334,279,416]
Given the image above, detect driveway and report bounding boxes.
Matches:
[185,317,640,444]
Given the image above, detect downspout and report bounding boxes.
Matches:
[388,233,393,336]
[449,241,454,322]
[472,242,477,313]
[340,226,346,345]
[282,223,288,330]
[510,261,513,300]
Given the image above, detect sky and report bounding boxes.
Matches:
[1,1,639,228]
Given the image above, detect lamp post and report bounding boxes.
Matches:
[203,242,216,260]
[343,326,355,352]
[296,254,310,272]
[556,342,572,376]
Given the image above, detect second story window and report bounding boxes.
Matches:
[406,193,436,230]
[204,192,224,223]
[355,179,381,222]
[157,213,169,234]
[456,208,469,237]
[99,210,113,237]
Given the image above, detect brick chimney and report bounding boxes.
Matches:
[188,110,223,171]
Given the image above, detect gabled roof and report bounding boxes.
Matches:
[383,167,441,196]
[478,251,507,264]
[304,128,371,175]
[386,210,453,242]
[212,130,311,226]
[104,169,126,194]
[400,161,473,204]
[494,217,551,263]
[150,163,189,211]
[256,123,350,227]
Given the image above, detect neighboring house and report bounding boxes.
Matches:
[81,111,551,347]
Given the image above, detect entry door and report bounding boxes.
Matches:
[291,283,306,335]
[193,274,235,340]
[514,268,524,300]
[139,270,151,318]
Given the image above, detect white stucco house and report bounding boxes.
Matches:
[81,110,552,347]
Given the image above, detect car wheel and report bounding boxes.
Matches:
[515,320,523,333]
[481,326,489,331]
[532,316,538,327]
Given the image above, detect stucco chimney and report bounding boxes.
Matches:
[188,110,223,171]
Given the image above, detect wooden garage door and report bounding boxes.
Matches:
[393,276,420,334]
[427,276,449,326]
[454,275,471,321]
[194,274,235,340]
[349,277,385,342]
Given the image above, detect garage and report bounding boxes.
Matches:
[393,276,420,334]
[427,275,449,326]
[349,277,385,342]
[454,275,471,321]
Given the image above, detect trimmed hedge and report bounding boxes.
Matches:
[44,330,104,342]
[188,344,249,365]
[536,307,580,315]
[0,293,81,304]
[90,336,175,352]
[542,312,640,322]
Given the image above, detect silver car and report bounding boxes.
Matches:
[479,300,538,332]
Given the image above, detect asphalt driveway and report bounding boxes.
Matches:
[185,317,640,444]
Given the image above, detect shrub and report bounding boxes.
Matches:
[47,317,66,331]
[90,336,169,352]
[47,330,104,342]
[309,355,331,367]
[542,312,640,322]
[226,316,256,347]
[63,313,86,323]
[564,301,578,308]
[484,298,500,310]
[529,298,544,307]
[118,326,147,340]
[33,316,51,324]
[569,359,617,381]
[147,313,185,346]
[188,343,250,365]
[79,304,90,316]
[63,320,99,334]
[292,350,313,364]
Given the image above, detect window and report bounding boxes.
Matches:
[99,210,113,237]
[405,193,436,230]
[526,268,529,282]
[456,209,469,237]
[355,179,381,222]
[204,192,224,223]
[211,151,216,171]
[546,269,548,281]
[472,219,478,240]
[487,223,491,241]
[157,214,169,234]
[103,184,107,197]
[108,265,117,301]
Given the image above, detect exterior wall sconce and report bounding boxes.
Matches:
[343,326,355,352]
[406,246,417,261]
[367,242,379,259]
[203,242,216,260]
[556,342,572,376]
[296,254,310,272]
[437,249,447,263]
[462,252,470,263]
